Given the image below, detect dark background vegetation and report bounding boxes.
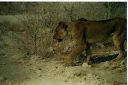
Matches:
[0,2,126,59]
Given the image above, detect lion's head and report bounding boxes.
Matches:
[53,22,68,42]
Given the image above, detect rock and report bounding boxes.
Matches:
[0,76,7,81]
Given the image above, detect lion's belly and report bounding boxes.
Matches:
[86,27,112,43]
[86,33,110,43]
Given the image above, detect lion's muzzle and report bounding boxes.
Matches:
[53,35,63,42]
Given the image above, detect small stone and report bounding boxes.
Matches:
[64,80,68,82]
[55,66,58,69]
[38,67,42,70]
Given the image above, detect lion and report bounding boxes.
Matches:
[53,17,126,66]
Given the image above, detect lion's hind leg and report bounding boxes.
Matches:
[112,33,125,61]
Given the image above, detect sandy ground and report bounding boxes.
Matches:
[0,53,126,85]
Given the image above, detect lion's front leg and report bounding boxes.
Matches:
[65,43,85,66]
[85,43,92,65]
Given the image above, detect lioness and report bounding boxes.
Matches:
[53,17,126,66]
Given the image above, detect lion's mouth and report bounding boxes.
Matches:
[58,39,62,42]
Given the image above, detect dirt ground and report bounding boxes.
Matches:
[0,50,126,85]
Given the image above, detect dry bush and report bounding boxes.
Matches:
[0,2,126,60]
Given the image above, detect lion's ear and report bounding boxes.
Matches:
[59,21,68,30]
